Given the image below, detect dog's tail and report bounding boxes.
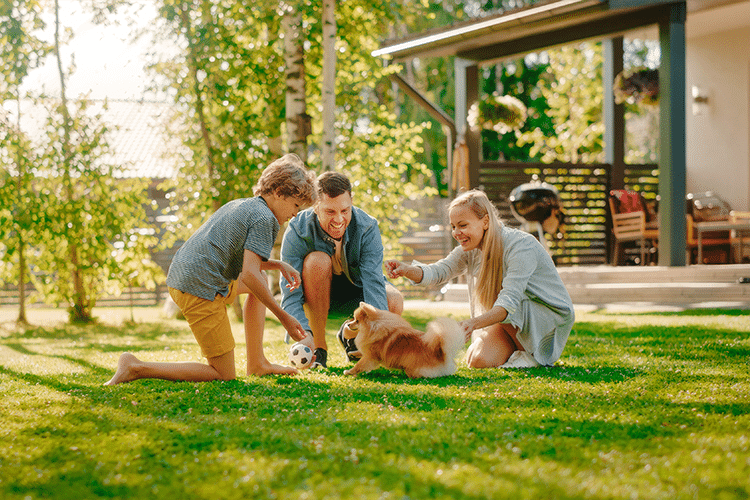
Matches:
[426,317,465,358]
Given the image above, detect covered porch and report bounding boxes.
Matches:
[375,0,746,267]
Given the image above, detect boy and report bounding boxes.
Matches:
[105,154,317,385]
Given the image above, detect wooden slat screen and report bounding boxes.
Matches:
[479,161,659,266]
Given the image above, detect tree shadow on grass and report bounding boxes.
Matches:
[533,364,645,384]
[5,322,187,341]
[328,366,479,387]
[2,342,113,378]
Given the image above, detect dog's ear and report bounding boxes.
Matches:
[360,302,377,316]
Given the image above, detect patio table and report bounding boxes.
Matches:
[696,219,750,264]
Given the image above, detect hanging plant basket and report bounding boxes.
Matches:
[613,67,659,106]
[467,93,527,134]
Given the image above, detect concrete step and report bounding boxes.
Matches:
[440,264,750,307]
[557,264,750,284]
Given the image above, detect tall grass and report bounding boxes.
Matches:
[0,307,748,499]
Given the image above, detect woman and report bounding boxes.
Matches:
[386,190,574,368]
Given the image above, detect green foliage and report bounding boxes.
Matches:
[622,39,660,164]
[0,0,50,95]
[2,1,164,323]
[480,57,555,162]
[520,43,605,164]
[33,99,162,322]
[0,124,46,299]
[147,0,435,253]
[0,0,51,321]
[0,306,749,499]
[151,0,285,241]
[305,1,437,249]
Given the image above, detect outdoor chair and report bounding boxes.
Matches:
[608,190,659,266]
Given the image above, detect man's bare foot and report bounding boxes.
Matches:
[104,352,141,385]
[247,360,299,376]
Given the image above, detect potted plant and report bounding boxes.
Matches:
[467,93,527,134]
[613,67,659,106]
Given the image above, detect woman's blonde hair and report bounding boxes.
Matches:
[449,190,504,312]
[254,153,317,206]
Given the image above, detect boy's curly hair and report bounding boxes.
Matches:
[253,154,317,206]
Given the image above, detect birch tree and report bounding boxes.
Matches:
[283,1,309,160]
[145,0,434,256]
[321,0,335,170]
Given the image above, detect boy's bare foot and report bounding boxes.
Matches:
[104,352,141,385]
[247,360,299,376]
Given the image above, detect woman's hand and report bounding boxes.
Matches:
[385,260,422,283]
[384,260,403,279]
[459,318,478,343]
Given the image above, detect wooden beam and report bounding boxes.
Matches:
[387,73,456,138]
[457,4,673,62]
[603,36,625,265]
[455,58,481,191]
[603,36,626,189]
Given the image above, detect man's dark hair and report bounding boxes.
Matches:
[317,171,351,199]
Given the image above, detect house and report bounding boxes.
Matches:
[373,0,750,267]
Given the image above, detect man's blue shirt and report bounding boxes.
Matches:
[280,206,389,332]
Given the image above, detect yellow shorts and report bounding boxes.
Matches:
[168,281,239,359]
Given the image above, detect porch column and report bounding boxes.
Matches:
[455,57,480,189]
[604,36,626,264]
[603,36,626,190]
[658,2,687,266]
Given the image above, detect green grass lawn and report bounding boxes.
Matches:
[1,305,749,499]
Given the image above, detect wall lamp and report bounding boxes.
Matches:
[692,86,709,116]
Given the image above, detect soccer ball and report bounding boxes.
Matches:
[289,343,313,369]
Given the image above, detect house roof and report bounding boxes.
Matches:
[100,100,179,179]
[373,0,743,62]
[13,99,180,179]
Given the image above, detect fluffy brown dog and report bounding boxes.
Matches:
[343,302,465,378]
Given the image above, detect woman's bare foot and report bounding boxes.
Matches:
[104,352,141,385]
[247,360,299,376]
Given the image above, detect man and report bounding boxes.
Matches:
[280,171,403,368]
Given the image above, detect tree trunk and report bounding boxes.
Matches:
[283,2,309,161]
[16,234,27,324]
[13,97,28,325]
[321,0,336,170]
[53,0,89,323]
[179,3,220,212]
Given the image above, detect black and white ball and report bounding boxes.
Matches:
[289,343,313,369]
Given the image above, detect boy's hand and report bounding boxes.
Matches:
[279,263,302,291]
[282,314,307,343]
